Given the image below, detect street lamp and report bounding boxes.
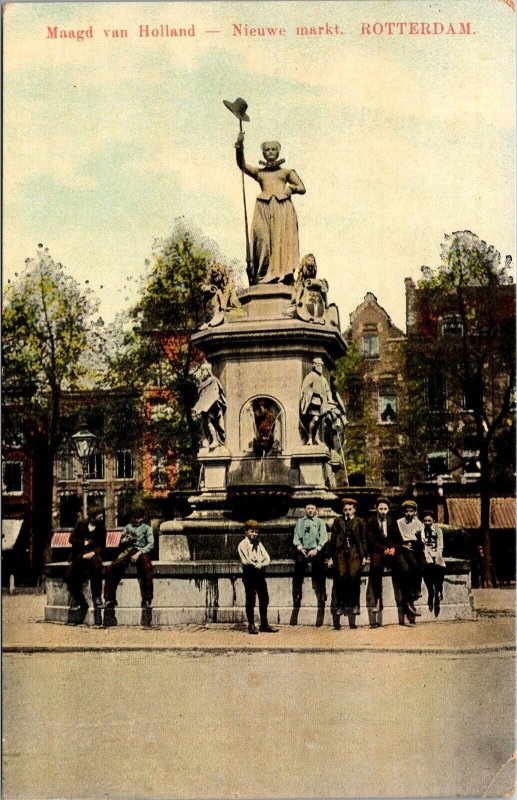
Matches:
[71,429,97,519]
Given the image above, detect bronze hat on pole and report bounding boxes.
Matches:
[223,97,250,122]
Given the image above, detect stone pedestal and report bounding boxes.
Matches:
[158,283,348,565]
[44,558,476,627]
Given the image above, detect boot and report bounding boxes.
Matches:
[103,602,117,627]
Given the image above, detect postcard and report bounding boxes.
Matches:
[2,1,515,798]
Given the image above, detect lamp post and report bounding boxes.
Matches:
[71,429,97,519]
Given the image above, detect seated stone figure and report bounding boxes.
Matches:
[289,253,329,324]
[200,262,241,329]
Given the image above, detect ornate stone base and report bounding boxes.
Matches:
[45,559,475,627]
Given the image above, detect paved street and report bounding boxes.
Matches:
[2,591,515,799]
[3,649,515,799]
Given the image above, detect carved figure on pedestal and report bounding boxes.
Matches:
[251,398,282,457]
[300,358,333,445]
[235,131,305,285]
[192,361,227,450]
[325,375,349,478]
[200,262,241,329]
[290,253,329,324]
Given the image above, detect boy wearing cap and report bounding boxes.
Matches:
[66,506,106,621]
[237,520,278,635]
[327,498,365,629]
[292,502,328,622]
[397,500,425,605]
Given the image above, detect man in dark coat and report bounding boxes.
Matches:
[365,496,419,626]
[66,505,106,616]
[327,498,365,629]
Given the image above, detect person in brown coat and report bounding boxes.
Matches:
[327,498,366,629]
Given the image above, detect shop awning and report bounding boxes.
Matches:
[51,530,122,547]
[2,519,23,551]
[446,497,516,529]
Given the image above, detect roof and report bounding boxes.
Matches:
[446,497,516,529]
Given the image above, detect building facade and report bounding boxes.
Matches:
[345,292,406,491]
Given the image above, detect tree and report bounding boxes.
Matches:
[107,223,234,488]
[402,231,515,586]
[334,341,375,485]
[2,245,104,580]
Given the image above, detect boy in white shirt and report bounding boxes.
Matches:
[238,520,278,635]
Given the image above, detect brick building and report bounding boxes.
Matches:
[345,292,406,491]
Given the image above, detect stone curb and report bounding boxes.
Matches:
[4,643,515,655]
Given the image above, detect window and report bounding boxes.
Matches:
[362,333,379,358]
[87,452,105,480]
[345,379,364,419]
[150,450,168,489]
[2,461,23,494]
[3,425,23,448]
[86,492,105,513]
[115,491,135,527]
[59,492,82,527]
[382,449,400,487]
[115,450,134,479]
[379,379,397,423]
[427,373,446,413]
[440,315,463,337]
[462,375,482,412]
[462,451,480,479]
[59,451,76,481]
[427,452,448,479]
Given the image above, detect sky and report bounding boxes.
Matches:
[3,0,515,331]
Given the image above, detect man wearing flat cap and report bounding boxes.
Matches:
[66,505,106,621]
[328,498,366,629]
[292,502,328,624]
[237,520,278,635]
[397,500,425,609]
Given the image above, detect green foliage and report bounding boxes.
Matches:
[334,341,375,482]
[421,230,513,290]
[106,223,222,488]
[2,245,103,448]
[3,245,102,403]
[402,231,515,486]
[135,224,216,333]
[2,246,106,579]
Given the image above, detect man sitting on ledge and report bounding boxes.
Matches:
[103,504,154,626]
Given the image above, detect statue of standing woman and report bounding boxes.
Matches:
[235,132,305,285]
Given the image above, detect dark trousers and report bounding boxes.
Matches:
[369,552,413,608]
[331,548,363,613]
[423,562,445,599]
[66,555,103,606]
[400,545,424,600]
[104,550,153,604]
[242,565,269,627]
[292,549,327,605]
